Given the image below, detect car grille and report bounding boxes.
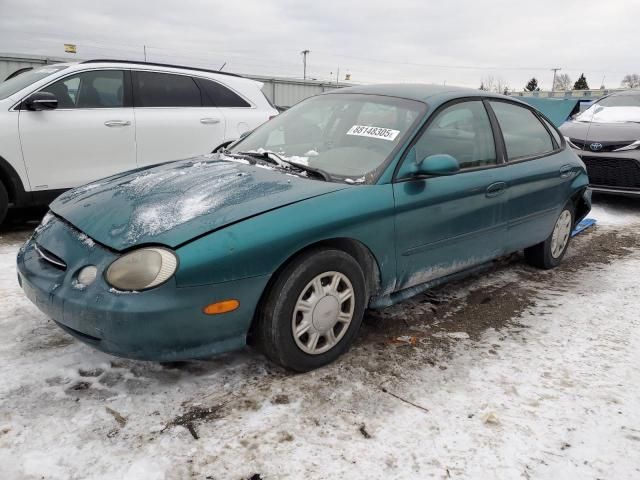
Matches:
[571,138,636,152]
[581,156,640,190]
[34,244,67,270]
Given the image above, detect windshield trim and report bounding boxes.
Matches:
[230,93,428,185]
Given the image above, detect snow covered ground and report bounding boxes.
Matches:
[0,195,639,480]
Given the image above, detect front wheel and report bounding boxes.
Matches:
[254,249,367,372]
[524,204,575,269]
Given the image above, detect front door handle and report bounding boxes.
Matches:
[200,118,221,125]
[485,181,507,198]
[104,120,131,127]
[560,165,574,178]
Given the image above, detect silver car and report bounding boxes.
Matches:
[560,90,640,196]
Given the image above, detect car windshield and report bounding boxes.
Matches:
[575,94,640,124]
[0,64,69,100]
[230,93,426,182]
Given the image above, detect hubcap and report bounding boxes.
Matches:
[551,210,572,258]
[291,271,355,355]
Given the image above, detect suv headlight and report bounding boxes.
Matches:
[106,247,178,291]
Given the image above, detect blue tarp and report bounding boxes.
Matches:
[514,97,584,127]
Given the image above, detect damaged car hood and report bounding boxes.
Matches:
[50,156,348,251]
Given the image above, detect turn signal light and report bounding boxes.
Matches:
[203,299,240,315]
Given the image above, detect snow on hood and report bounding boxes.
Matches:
[576,106,640,124]
[50,156,347,251]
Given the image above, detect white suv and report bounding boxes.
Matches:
[0,60,278,223]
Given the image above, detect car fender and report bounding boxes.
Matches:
[175,184,397,294]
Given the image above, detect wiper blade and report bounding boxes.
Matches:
[236,150,286,168]
[286,161,332,182]
[237,150,332,182]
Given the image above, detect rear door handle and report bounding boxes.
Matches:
[200,118,221,125]
[560,165,574,178]
[104,120,131,127]
[485,181,507,198]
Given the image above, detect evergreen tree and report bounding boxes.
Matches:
[573,73,589,90]
[524,77,540,92]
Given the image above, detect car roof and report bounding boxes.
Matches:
[61,59,263,93]
[324,83,511,104]
[80,59,243,78]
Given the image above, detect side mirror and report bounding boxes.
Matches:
[416,154,460,176]
[23,91,58,111]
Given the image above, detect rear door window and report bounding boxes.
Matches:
[195,78,251,107]
[541,117,562,148]
[134,71,202,107]
[489,101,554,160]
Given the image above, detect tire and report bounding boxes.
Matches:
[255,248,367,372]
[524,203,575,270]
[0,181,8,226]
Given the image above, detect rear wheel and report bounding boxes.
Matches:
[524,204,575,269]
[255,249,367,372]
[0,181,8,225]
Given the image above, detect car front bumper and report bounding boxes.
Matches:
[572,147,640,196]
[17,217,270,361]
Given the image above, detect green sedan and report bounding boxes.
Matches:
[17,84,591,371]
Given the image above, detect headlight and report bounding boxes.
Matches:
[563,136,580,149]
[614,140,640,152]
[106,248,177,291]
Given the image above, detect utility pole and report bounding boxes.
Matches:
[301,49,310,81]
[336,66,340,86]
[143,45,147,62]
[551,67,561,91]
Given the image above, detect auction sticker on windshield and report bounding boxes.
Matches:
[346,125,400,141]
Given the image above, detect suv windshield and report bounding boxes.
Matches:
[230,93,426,182]
[0,64,69,100]
[576,93,640,124]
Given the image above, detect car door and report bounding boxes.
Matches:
[193,76,266,142]
[132,71,225,166]
[487,100,569,251]
[393,99,508,290]
[18,69,136,190]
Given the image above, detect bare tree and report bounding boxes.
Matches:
[480,75,509,94]
[621,74,640,88]
[495,78,509,95]
[553,73,572,91]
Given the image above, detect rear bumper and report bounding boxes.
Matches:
[573,148,640,194]
[17,222,270,361]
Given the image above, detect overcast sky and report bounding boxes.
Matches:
[1,0,638,90]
